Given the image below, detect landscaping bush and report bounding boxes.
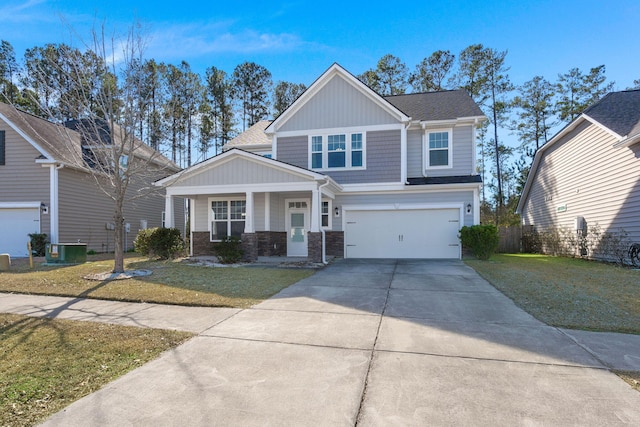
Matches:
[459,225,499,260]
[134,227,185,260]
[214,237,244,264]
[28,233,48,256]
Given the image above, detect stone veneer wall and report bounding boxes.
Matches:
[307,232,323,263]
[325,231,344,257]
[192,231,216,256]
[256,231,287,256]
[241,233,258,262]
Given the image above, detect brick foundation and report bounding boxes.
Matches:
[308,232,323,263]
[256,231,287,256]
[325,231,344,257]
[192,232,216,256]
[241,233,258,262]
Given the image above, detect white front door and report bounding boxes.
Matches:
[286,199,309,257]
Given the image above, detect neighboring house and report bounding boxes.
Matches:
[517,89,640,256]
[0,102,184,257]
[156,63,485,261]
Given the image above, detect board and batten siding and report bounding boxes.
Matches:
[333,190,475,231]
[175,157,311,187]
[58,167,178,252]
[522,120,640,243]
[278,75,398,132]
[0,123,51,236]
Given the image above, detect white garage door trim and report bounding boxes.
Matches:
[0,202,42,257]
[342,203,464,259]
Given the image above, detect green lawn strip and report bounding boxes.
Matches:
[0,313,193,427]
[465,254,640,334]
[0,256,314,309]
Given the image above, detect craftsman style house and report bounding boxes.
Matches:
[0,102,184,257]
[156,64,484,262]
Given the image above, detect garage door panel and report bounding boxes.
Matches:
[345,209,461,259]
[0,208,41,257]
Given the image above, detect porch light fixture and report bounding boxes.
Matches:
[466,203,472,215]
[334,206,340,217]
[40,203,48,214]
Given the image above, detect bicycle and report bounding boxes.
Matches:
[629,243,640,267]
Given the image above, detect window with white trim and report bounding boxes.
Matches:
[321,200,332,229]
[426,129,452,169]
[209,199,246,241]
[309,132,365,170]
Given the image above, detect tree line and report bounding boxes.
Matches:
[1,39,638,224]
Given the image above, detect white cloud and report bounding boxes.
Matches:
[145,21,307,60]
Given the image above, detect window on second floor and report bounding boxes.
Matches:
[309,132,365,170]
[426,129,452,169]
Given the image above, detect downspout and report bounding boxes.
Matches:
[50,163,64,244]
[318,179,330,264]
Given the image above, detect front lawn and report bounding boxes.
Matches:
[466,254,640,334]
[0,256,315,309]
[0,313,192,427]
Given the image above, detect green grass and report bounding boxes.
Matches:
[465,254,640,334]
[0,255,315,309]
[0,313,193,427]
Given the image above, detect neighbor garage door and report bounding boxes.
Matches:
[344,208,461,259]
[0,207,41,257]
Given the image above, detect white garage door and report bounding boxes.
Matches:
[344,208,461,259]
[0,207,41,257]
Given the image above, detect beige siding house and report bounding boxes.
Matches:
[0,102,183,257]
[517,89,640,257]
[157,64,485,262]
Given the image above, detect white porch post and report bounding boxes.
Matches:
[48,164,59,244]
[245,191,254,233]
[264,193,271,231]
[164,195,174,228]
[310,189,320,232]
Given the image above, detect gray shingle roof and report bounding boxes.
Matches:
[384,90,484,121]
[583,89,640,137]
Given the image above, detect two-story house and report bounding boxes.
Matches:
[156,64,484,261]
[0,102,184,257]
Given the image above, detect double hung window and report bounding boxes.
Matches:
[426,130,452,169]
[210,199,246,241]
[310,132,365,170]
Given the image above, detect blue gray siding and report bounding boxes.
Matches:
[276,136,308,167]
[407,125,475,179]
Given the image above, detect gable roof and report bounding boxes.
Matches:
[583,89,640,138]
[516,89,640,214]
[265,63,411,134]
[223,120,272,150]
[155,147,341,190]
[384,90,484,122]
[0,102,179,172]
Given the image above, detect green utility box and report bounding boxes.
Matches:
[45,243,87,264]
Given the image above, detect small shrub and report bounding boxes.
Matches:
[87,249,97,255]
[133,228,155,256]
[28,233,48,256]
[135,228,185,260]
[459,225,499,260]
[214,237,244,264]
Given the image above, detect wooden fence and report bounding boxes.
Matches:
[498,225,522,253]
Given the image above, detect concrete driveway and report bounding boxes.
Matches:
[19,259,640,425]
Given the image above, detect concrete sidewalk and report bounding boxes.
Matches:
[2,259,640,426]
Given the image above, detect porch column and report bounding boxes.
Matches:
[164,195,174,228]
[310,189,320,232]
[244,191,254,233]
[264,193,271,231]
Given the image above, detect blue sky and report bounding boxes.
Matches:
[2,0,638,91]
